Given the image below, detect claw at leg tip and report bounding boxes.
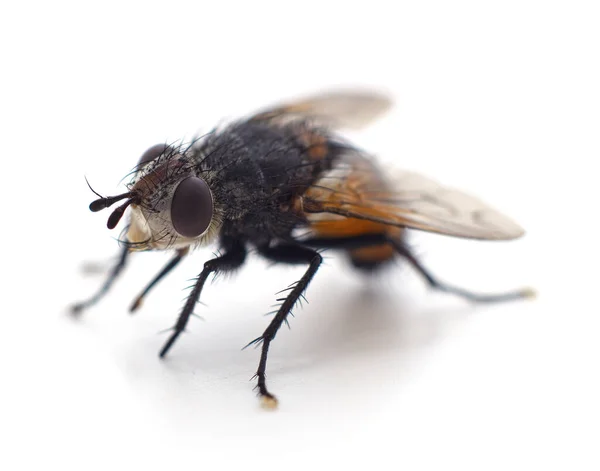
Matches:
[130,297,142,313]
[521,287,537,299]
[260,395,279,410]
[69,304,83,317]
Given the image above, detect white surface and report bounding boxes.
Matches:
[1,1,599,470]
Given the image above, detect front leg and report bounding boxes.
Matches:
[159,239,246,358]
[248,245,322,408]
[71,245,130,315]
[130,247,189,313]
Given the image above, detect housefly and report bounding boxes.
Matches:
[72,90,533,408]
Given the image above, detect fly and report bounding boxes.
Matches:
[72,90,534,408]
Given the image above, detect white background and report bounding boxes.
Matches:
[1,1,599,470]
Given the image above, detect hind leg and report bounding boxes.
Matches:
[301,234,533,302]
[386,238,533,302]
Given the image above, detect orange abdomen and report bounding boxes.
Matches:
[310,217,403,265]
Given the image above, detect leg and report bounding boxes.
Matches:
[129,247,189,313]
[159,240,246,358]
[248,245,322,408]
[388,238,533,302]
[303,234,532,302]
[71,245,130,315]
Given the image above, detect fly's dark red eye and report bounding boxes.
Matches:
[139,144,171,166]
[171,177,213,238]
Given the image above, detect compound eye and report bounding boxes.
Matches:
[171,177,213,238]
[138,143,171,166]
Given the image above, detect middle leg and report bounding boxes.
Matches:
[159,240,246,358]
[249,244,323,407]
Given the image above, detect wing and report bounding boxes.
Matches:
[302,154,525,241]
[250,90,392,130]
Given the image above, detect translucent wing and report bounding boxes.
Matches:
[303,155,525,241]
[250,90,393,130]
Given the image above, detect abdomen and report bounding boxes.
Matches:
[302,150,405,271]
